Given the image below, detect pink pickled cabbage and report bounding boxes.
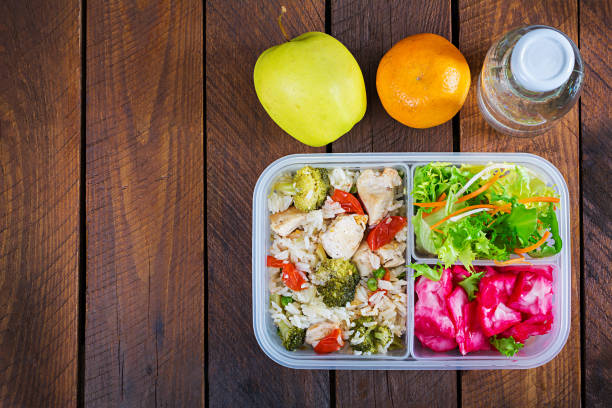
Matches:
[508,271,553,316]
[415,269,456,347]
[447,287,490,355]
[415,264,554,355]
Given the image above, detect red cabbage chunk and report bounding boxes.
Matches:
[447,287,490,355]
[415,264,555,356]
[415,268,456,349]
[502,313,554,343]
[417,334,458,352]
[477,273,522,337]
[507,271,553,316]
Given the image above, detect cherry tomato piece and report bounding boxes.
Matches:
[268,256,307,291]
[280,262,307,291]
[368,289,388,306]
[313,328,344,354]
[367,216,407,251]
[331,189,364,215]
[266,255,285,268]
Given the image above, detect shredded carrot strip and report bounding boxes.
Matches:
[432,228,444,234]
[423,193,447,219]
[429,204,498,230]
[489,203,512,216]
[514,231,551,254]
[414,201,445,208]
[518,197,560,204]
[494,256,531,266]
[416,174,501,208]
[455,173,502,204]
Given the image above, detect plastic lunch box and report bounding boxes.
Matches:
[252,153,571,370]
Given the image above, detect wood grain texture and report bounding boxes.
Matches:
[206,1,329,407]
[331,0,454,154]
[85,1,203,406]
[580,0,612,406]
[0,1,80,406]
[458,1,581,406]
[331,1,457,407]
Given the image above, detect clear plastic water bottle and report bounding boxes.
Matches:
[477,25,584,137]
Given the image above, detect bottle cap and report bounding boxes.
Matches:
[510,28,575,92]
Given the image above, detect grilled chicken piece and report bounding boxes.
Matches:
[305,321,338,346]
[356,168,402,226]
[352,241,381,277]
[320,214,368,259]
[375,240,406,268]
[269,206,308,237]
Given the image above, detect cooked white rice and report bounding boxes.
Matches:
[268,191,293,214]
[329,168,360,192]
[267,167,407,355]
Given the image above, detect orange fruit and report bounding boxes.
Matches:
[376,33,471,128]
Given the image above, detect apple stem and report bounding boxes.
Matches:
[277,6,290,42]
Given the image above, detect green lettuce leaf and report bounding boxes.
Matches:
[458,270,485,301]
[438,212,509,270]
[529,204,562,257]
[407,263,444,281]
[412,163,471,208]
[490,166,558,211]
[496,203,538,248]
[490,336,524,357]
[412,211,440,255]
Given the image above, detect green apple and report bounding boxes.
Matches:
[254,32,367,147]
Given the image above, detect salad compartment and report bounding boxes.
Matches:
[410,159,564,265]
[253,153,570,370]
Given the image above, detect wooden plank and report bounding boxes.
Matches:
[580,0,612,406]
[85,1,203,406]
[206,1,329,407]
[0,1,80,406]
[331,1,457,407]
[458,1,581,406]
[332,0,455,154]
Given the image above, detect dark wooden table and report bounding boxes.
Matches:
[0,0,609,406]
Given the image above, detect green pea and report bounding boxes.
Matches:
[373,267,385,279]
[281,296,293,307]
[367,277,378,291]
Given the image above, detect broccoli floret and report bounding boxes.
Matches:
[277,320,306,351]
[314,258,360,307]
[270,294,305,351]
[373,325,393,348]
[387,335,405,351]
[349,317,396,354]
[349,316,378,353]
[271,173,297,195]
[293,166,330,212]
[270,293,282,308]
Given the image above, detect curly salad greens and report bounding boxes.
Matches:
[412,163,562,269]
